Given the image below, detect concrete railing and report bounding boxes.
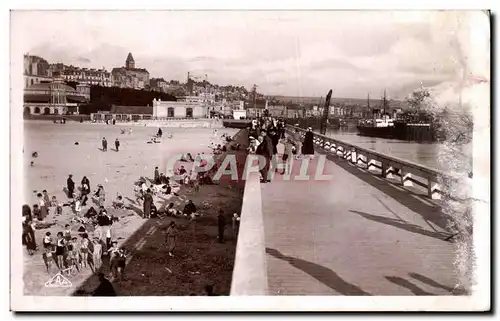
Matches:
[287,125,462,200]
[230,171,268,295]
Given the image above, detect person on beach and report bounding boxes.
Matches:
[55,232,66,270]
[22,204,32,221]
[37,193,48,221]
[22,216,37,255]
[42,245,55,273]
[157,128,163,138]
[49,196,58,215]
[43,231,52,250]
[42,190,50,206]
[217,210,226,243]
[183,200,197,220]
[302,127,315,159]
[232,213,240,240]
[63,224,72,242]
[165,221,177,257]
[80,233,90,269]
[66,237,80,272]
[143,189,153,219]
[115,138,120,152]
[92,237,103,269]
[102,137,108,152]
[67,174,75,199]
[94,184,106,207]
[81,176,90,194]
[154,166,160,184]
[113,195,124,209]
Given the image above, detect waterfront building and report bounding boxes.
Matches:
[152,98,207,119]
[111,53,150,90]
[24,54,52,88]
[23,76,90,116]
[50,63,112,87]
[90,105,154,122]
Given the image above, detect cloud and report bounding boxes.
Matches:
[14,10,488,99]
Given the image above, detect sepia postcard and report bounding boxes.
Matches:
[10,9,490,312]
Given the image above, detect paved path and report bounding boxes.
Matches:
[261,144,464,296]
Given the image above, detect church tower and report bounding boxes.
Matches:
[125,52,135,69]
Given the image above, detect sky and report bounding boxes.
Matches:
[13,10,489,100]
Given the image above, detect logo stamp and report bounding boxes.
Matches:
[44,272,72,288]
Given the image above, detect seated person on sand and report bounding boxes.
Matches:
[112,196,125,209]
[180,154,188,162]
[182,200,198,220]
[177,166,188,184]
[158,173,168,185]
[165,203,178,217]
[161,182,172,195]
[186,153,194,162]
[84,206,98,219]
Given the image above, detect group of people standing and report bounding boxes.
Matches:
[101,137,121,152]
[247,117,315,182]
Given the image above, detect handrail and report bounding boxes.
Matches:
[286,125,465,200]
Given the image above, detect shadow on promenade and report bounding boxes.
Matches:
[349,210,450,242]
[266,247,371,296]
[385,276,436,295]
[408,272,468,295]
[316,148,452,232]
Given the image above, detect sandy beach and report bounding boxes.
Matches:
[22,121,238,295]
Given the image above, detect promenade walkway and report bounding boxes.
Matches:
[261,144,464,296]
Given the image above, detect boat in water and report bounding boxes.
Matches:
[356,111,395,138]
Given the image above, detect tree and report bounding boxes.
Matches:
[406,87,431,112]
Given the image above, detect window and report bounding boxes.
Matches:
[31,79,34,85]
[186,107,193,118]
[34,107,40,114]
[167,107,175,118]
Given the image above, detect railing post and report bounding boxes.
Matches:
[401,168,413,186]
[367,159,374,171]
[427,177,441,200]
[381,163,394,178]
[351,147,357,164]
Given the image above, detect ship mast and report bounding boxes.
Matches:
[382,89,388,115]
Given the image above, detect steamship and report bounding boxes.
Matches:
[356,91,396,138]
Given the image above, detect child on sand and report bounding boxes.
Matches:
[42,245,55,273]
[92,237,103,269]
[63,224,72,241]
[113,195,124,209]
[55,232,66,270]
[37,193,48,221]
[42,190,50,206]
[80,233,90,269]
[66,237,80,272]
[43,232,52,249]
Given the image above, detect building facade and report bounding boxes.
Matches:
[50,63,112,87]
[111,53,150,90]
[152,98,207,119]
[23,76,90,116]
[24,54,53,88]
[150,78,168,92]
